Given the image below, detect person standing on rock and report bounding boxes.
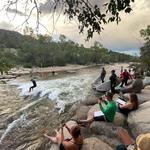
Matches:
[29,79,37,92]
[109,70,117,94]
[100,67,106,83]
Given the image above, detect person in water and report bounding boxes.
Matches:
[109,70,117,94]
[100,67,106,83]
[78,91,117,124]
[44,124,83,150]
[29,79,37,92]
[118,93,139,116]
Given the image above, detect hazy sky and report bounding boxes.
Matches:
[0,0,150,55]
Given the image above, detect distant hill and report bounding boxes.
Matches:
[0,29,23,48]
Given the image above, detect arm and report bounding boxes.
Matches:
[103,99,108,105]
[117,128,135,145]
[119,103,131,109]
[64,124,71,133]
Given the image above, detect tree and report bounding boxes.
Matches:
[3,0,135,39]
[140,25,150,70]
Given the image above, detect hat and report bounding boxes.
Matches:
[136,133,150,150]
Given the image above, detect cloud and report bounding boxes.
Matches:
[6,8,26,16]
[0,21,14,30]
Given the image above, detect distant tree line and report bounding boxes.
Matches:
[0,29,137,74]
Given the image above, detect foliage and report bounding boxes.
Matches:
[0,48,15,74]
[140,25,150,71]
[3,0,135,39]
[0,29,137,70]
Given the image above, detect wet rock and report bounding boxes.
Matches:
[128,100,150,138]
[82,94,98,106]
[81,137,113,150]
[72,105,90,120]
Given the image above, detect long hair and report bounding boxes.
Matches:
[129,93,138,110]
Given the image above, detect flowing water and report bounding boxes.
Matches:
[0,63,128,149]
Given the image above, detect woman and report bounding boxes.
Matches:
[44,124,83,150]
[118,93,138,116]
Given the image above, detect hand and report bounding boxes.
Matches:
[43,133,48,138]
[98,99,102,104]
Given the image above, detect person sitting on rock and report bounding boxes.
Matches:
[118,93,139,116]
[116,128,150,150]
[120,73,143,94]
[78,91,117,125]
[44,124,83,150]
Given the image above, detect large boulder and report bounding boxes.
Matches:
[128,101,150,138]
[89,122,124,148]
[81,137,113,150]
[71,105,90,120]
[82,94,98,106]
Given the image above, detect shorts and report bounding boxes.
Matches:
[93,115,106,121]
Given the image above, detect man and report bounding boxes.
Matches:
[121,73,143,94]
[109,70,117,94]
[29,79,37,92]
[100,67,106,83]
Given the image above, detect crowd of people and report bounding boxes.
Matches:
[42,66,148,150]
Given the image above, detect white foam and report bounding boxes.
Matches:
[9,73,97,112]
[0,114,26,144]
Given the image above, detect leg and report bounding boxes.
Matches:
[79,118,94,124]
[29,86,33,92]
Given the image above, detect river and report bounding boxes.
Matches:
[0,63,128,149]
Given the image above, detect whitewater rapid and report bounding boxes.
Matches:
[9,73,98,113]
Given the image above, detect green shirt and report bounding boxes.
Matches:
[99,100,117,122]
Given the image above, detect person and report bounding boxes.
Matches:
[121,73,143,94]
[118,93,138,116]
[109,70,117,94]
[78,91,117,124]
[29,79,37,92]
[100,67,106,83]
[44,124,83,150]
[116,128,150,150]
[120,69,130,87]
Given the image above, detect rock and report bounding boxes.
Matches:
[69,102,82,116]
[71,105,90,120]
[113,112,127,126]
[49,144,59,150]
[82,94,98,106]
[25,139,43,150]
[90,122,119,138]
[137,89,150,104]
[128,101,150,138]
[81,137,113,150]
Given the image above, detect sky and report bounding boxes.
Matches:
[0,0,150,56]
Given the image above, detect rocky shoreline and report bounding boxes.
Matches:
[47,84,150,150]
